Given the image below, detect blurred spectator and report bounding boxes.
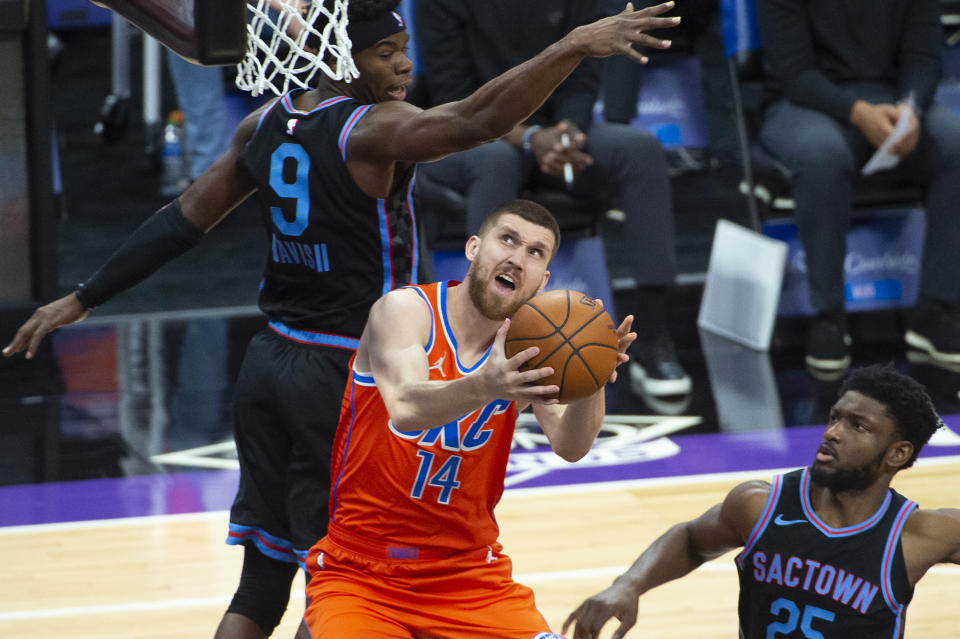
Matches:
[756,0,960,374]
[414,0,692,400]
[165,50,228,182]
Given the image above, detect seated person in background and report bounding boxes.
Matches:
[564,364,960,639]
[414,0,692,399]
[755,0,960,374]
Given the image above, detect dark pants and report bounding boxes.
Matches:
[760,84,960,312]
[417,122,677,287]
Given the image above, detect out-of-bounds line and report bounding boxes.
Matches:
[0,510,228,536]
[3,564,957,621]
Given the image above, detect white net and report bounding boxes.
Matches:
[236,0,357,97]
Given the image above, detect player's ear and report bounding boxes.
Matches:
[886,440,913,470]
[465,236,480,261]
[536,270,551,294]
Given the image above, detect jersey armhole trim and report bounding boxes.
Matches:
[338,104,374,161]
[736,473,782,569]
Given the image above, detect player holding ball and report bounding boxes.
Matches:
[303,199,634,637]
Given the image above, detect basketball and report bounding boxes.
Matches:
[504,289,619,403]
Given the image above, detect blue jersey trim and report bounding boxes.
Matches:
[280,91,351,115]
[736,473,782,570]
[801,467,892,537]
[226,523,297,563]
[404,285,436,353]
[268,321,359,350]
[329,381,360,522]
[407,165,420,284]
[254,99,278,132]
[438,282,490,373]
[377,199,393,296]
[880,499,917,616]
[338,104,373,160]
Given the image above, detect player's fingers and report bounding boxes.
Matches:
[507,345,541,369]
[631,0,674,17]
[611,617,638,639]
[519,366,555,384]
[493,319,511,351]
[26,325,54,360]
[617,42,649,65]
[630,31,673,49]
[3,319,40,359]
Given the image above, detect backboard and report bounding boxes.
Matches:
[93,0,246,65]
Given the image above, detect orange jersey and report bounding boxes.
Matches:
[327,280,518,557]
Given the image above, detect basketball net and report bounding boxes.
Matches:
[237,0,358,97]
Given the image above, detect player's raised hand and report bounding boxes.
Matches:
[482,319,560,404]
[609,313,636,383]
[569,1,680,64]
[2,293,88,360]
[562,580,640,639]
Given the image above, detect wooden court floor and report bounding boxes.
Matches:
[1,460,958,639]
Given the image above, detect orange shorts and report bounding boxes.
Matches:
[303,528,564,639]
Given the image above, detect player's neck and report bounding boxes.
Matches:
[809,481,893,528]
[446,283,501,362]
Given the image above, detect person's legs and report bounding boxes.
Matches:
[165,50,228,179]
[416,140,525,237]
[760,99,857,371]
[226,330,352,637]
[216,544,300,639]
[584,122,690,397]
[900,104,960,363]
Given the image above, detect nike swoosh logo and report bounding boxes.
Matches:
[774,514,808,526]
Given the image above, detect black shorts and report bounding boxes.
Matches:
[227,327,354,567]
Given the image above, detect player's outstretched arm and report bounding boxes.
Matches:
[563,480,770,639]
[351,2,681,164]
[533,313,635,461]
[2,109,264,360]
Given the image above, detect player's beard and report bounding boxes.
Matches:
[465,262,528,321]
[809,450,886,493]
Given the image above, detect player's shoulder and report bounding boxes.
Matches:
[232,98,281,146]
[371,286,432,319]
[903,506,960,538]
[722,479,774,522]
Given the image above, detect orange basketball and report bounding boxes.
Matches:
[504,289,619,403]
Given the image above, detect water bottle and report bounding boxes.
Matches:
[160,110,189,197]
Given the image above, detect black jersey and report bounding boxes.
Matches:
[736,468,916,639]
[239,91,420,344]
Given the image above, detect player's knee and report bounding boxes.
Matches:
[227,543,300,635]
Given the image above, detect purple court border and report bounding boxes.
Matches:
[2,416,959,528]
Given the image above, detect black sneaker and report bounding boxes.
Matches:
[629,336,692,397]
[905,298,960,366]
[805,315,851,373]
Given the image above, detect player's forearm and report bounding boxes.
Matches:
[537,391,605,462]
[449,36,590,144]
[615,523,708,597]
[74,201,203,309]
[387,375,495,431]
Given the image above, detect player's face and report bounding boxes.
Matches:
[810,391,899,492]
[351,32,413,103]
[464,214,554,320]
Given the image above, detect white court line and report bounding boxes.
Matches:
[4,455,960,534]
[0,510,228,536]
[3,564,958,621]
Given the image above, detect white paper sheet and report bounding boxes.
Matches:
[861,96,915,176]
